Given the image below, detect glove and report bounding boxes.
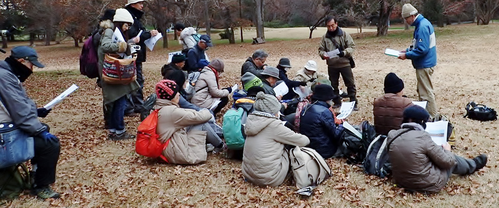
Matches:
[308,78,316,82]
[299,81,307,86]
[338,51,345,57]
[39,131,59,143]
[37,108,52,118]
[224,87,232,93]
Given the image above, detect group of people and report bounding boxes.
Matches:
[0,2,487,201]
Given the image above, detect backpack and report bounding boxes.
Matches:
[0,163,31,200]
[337,121,377,164]
[79,35,99,79]
[464,102,497,121]
[184,71,205,101]
[363,129,411,178]
[136,109,168,162]
[192,33,201,43]
[222,108,249,150]
[289,147,332,189]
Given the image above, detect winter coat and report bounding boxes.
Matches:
[388,123,456,193]
[293,68,329,90]
[179,27,197,50]
[191,66,230,109]
[278,68,302,100]
[242,112,309,186]
[97,20,139,104]
[373,93,414,135]
[241,57,264,77]
[299,101,344,159]
[126,6,152,63]
[156,99,212,165]
[261,79,276,97]
[318,28,355,69]
[186,45,206,72]
[405,14,437,69]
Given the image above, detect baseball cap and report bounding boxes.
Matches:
[11,46,45,68]
[199,35,213,47]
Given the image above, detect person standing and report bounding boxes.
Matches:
[125,0,159,113]
[318,16,357,110]
[398,3,438,118]
[173,23,198,53]
[0,46,60,199]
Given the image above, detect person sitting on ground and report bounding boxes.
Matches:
[0,46,61,199]
[388,105,488,193]
[294,60,329,91]
[299,84,344,159]
[373,72,414,135]
[276,58,307,100]
[186,35,212,73]
[161,53,186,79]
[241,49,268,77]
[155,79,213,164]
[260,66,280,97]
[191,59,231,115]
[242,92,310,186]
[173,23,198,53]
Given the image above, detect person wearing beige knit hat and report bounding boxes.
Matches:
[398,3,439,118]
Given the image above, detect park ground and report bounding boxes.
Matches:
[2,23,499,207]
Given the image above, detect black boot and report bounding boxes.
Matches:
[472,154,488,173]
[332,98,342,109]
[350,96,359,111]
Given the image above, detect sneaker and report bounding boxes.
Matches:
[213,143,227,154]
[472,154,488,172]
[110,132,135,141]
[32,186,60,199]
[206,143,215,152]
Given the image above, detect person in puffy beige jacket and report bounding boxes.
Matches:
[191,59,231,115]
[154,79,212,164]
[242,92,310,186]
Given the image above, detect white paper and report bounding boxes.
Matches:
[167,50,182,63]
[412,101,427,109]
[135,30,143,39]
[326,49,340,58]
[336,101,356,120]
[384,48,401,57]
[293,86,311,100]
[112,28,125,43]
[342,121,362,139]
[144,32,163,51]
[273,82,289,97]
[44,84,79,110]
[209,99,222,111]
[231,84,238,93]
[425,121,448,146]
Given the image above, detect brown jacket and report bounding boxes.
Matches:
[155,99,212,164]
[388,123,457,193]
[373,94,413,135]
[318,28,355,69]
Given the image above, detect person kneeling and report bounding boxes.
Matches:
[242,92,309,186]
[155,80,213,164]
[388,105,487,193]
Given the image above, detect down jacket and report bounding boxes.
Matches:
[156,99,212,164]
[242,113,309,187]
[191,66,230,109]
[388,123,456,193]
[179,27,198,50]
[373,93,414,135]
[241,57,264,77]
[299,101,344,159]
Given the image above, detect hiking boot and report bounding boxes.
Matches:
[32,186,60,199]
[213,142,227,154]
[110,132,135,141]
[339,91,349,98]
[472,154,488,172]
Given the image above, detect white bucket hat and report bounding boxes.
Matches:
[126,0,145,7]
[304,60,317,71]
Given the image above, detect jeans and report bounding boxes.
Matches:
[110,96,127,131]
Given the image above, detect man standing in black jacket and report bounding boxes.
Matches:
[125,0,159,113]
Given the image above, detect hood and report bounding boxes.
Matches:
[244,114,279,136]
[100,20,113,30]
[154,98,178,109]
[180,27,197,39]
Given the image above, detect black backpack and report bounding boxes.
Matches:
[464,102,497,121]
[336,121,377,164]
[0,164,32,200]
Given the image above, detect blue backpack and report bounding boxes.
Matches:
[222,108,249,150]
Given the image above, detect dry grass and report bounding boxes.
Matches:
[2,23,499,207]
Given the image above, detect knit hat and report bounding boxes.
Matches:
[304,60,317,71]
[113,8,134,24]
[198,59,210,69]
[260,66,280,79]
[403,105,430,122]
[126,0,145,6]
[384,72,404,93]
[156,79,179,100]
[100,9,116,21]
[171,53,186,64]
[11,46,45,68]
[311,84,335,101]
[401,3,418,18]
[254,92,281,114]
[209,59,225,72]
[278,58,291,68]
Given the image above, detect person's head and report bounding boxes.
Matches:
[402,105,430,128]
[384,72,404,95]
[247,86,265,97]
[126,0,145,11]
[401,3,418,25]
[209,59,225,73]
[251,49,268,68]
[113,8,134,33]
[156,79,180,103]
[173,23,185,36]
[277,58,291,71]
[10,46,45,71]
[162,67,186,88]
[325,16,338,32]
[304,60,317,76]
[100,9,116,22]
[254,92,281,116]
[198,35,213,49]
[171,53,186,68]
[260,66,280,86]
[311,84,335,106]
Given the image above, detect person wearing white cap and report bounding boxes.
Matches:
[294,60,329,90]
[398,3,438,118]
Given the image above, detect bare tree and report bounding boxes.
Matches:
[254,0,264,39]
[475,0,499,24]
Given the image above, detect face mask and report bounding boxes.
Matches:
[6,57,33,82]
[325,100,333,108]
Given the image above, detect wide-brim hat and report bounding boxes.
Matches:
[278,58,291,68]
[260,66,280,79]
[304,60,317,71]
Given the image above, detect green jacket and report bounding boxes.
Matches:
[318,28,355,69]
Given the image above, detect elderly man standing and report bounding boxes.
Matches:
[125,0,159,114]
[241,49,268,77]
[398,3,438,118]
[318,16,357,110]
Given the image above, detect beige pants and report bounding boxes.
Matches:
[415,67,437,117]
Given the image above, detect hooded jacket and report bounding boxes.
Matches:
[191,66,230,109]
[242,113,309,186]
[405,15,437,69]
[179,27,198,50]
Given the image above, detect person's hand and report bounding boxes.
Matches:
[39,131,59,143]
[150,30,159,36]
[308,78,316,82]
[442,142,451,151]
[338,51,345,57]
[277,95,283,101]
[299,81,307,86]
[132,36,140,44]
[224,87,232,93]
[37,108,52,118]
[398,53,407,60]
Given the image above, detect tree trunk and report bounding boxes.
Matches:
[239,0,244,42]
[204,0,211,36]
[377,1,393,36]
[1,36,7,49]
[255,0,265,39]
[73,37,79,47]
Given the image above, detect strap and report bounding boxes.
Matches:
[195,85,208,93]
[386,128,412,150]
